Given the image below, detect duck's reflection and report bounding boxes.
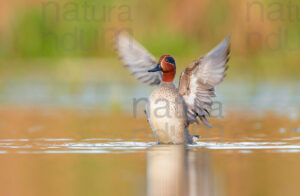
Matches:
[147,145,214,196]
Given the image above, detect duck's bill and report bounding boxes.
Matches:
[148,64,162,72]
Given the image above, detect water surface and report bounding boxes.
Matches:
[1,133,300,196]
[0,81,300,196]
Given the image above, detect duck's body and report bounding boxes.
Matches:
[116,33,230,144]
[147,82,187,144]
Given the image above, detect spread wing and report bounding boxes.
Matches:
[178,37,230,127]
[115,34,162,86]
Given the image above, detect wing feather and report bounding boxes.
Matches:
[115,34,162,86]
[179,36,230,127]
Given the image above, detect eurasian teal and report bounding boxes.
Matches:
[116,34,230,144]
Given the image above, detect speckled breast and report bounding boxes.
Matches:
[147,82,187,144]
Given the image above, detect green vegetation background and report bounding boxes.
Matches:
[0,0,299,81]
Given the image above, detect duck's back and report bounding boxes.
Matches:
[147,82,187,144]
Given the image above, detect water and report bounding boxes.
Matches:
[0,136,300,196]
[1,138,300,154]
[1,81,300,112]
[0,81,300,195]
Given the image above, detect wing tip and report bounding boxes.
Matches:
[200,116,212,128]
[207,35,231,57]
[224,35,231,44]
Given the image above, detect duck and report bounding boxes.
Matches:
[115,33,230,144]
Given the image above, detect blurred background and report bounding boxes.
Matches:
[1,0,300,196]
[0,0,299,110]
[0,0,299,111]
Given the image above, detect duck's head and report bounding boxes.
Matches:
[148,55,176,82]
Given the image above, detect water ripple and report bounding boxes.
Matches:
[0,138,299,154]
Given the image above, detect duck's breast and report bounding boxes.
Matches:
[147,83,187,144]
